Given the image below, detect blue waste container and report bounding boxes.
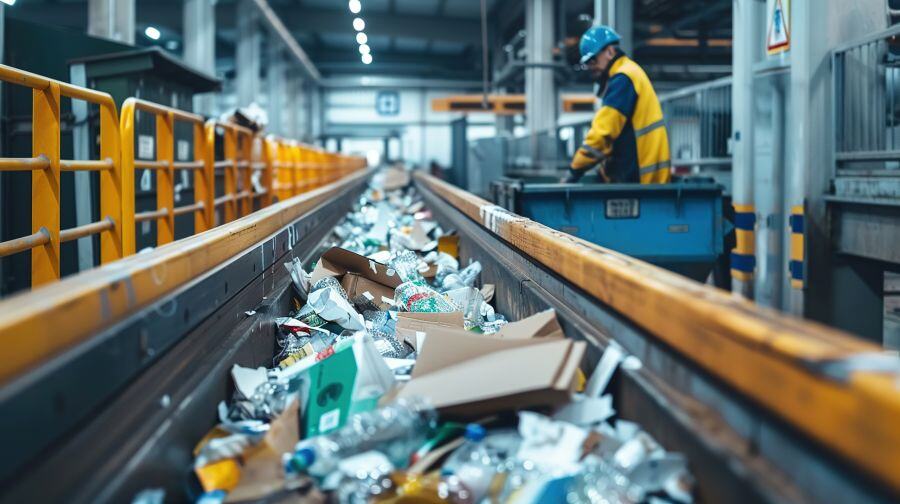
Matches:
[491,178,724,282]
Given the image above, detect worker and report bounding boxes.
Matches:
[563,26,671,184]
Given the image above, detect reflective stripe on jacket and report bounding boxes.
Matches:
[572,56,671,184]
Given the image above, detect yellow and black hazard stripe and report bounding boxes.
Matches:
[789,204,805,289]
[731,203,756,282]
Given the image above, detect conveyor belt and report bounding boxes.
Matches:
[0,170,897,503]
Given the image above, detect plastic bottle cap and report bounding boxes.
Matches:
[289,447,316,473]
[463,423,486,442]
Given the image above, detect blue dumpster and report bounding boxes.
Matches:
[491,178,724,282]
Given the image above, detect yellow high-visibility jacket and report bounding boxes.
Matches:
[572,55,671,184]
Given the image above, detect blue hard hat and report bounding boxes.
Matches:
[580,25,621,64]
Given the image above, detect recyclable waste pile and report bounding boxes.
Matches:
[182,168,694,504]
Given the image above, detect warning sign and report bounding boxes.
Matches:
[767,0,790,55]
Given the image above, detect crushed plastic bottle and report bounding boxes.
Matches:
[565,456,643,504]
[249,372,291,420]
[285,398,437,480]
[440,424,498,503]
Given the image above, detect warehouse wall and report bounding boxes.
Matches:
[322,87,495,167]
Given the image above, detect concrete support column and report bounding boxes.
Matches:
[267,43,286,136]
[236,0,261,107]
[594,0,633,54]
[730,0,762,299]
[183,0,216,115]
[287,72,306,140]
[88,0,135,45]
[525,0,556,165]
[310,85,323,142]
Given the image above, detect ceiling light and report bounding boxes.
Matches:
[0,0,16,6]
[353,17,365,31]
[362,53,373,65]
[359,44,370,55]
[348,0,361,14]
[356,32,368,44]
[144,26,161,40]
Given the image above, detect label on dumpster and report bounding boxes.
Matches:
[605,199,640,219]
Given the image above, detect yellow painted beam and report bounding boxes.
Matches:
[0,170,368,388]
[413,171,900,493]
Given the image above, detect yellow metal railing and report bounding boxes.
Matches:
[121,98,211,253]
[0,63,366,289]
[0,64,123,286]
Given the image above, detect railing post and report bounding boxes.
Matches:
[224,127,238,222]
[261,136,274,207]
[240,131,253,216]
[98,100,123,263]
[194,121,213,232]
[32,82,61,286]
[203,120,216,228]
[291,142,301,196]
[156,111,176,244]
[119,100,137,256]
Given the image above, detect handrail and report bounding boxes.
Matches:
[414,171,900,494]
[0,64,123,286]
[0,62,366,291]
[121,98,210,253]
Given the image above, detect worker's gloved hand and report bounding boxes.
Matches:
[560,168,586,184]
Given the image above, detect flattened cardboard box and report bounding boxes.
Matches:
[398,310,584,418]
[310,247,401,310]
[395,311,465,351]
[397,309,563,352]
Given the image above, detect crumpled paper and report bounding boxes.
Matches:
[307,287,366,331]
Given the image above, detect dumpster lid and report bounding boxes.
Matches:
[69,47,220,92]
[520,181,723,195]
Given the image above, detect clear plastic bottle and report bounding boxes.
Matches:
[565,457,642,504]
[285,398,437,479]
[440,424,497,503]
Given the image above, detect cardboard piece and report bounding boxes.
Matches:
[225,400,300,502]
[494,309,564,339]
[310,247,401,310]
[372,167,411,191]
[398,311,584,418]
[395,311,465,351]
[303,345,358,437]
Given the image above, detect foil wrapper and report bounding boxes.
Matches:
[394,281,457,313]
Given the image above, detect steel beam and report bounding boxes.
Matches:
[183,0,217,115]
[236,0,261,107]
[594,0,633,54]
[525,0,557,164]
[730,0,762,299]
[87,0,135,45]
[252,0,321,83]
[267,43,286,136]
